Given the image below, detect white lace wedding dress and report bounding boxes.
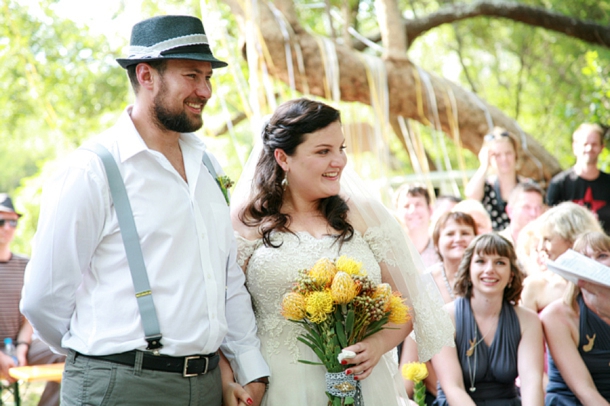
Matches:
[237,229,410,405]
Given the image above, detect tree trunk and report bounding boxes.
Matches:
[223,0,560,183]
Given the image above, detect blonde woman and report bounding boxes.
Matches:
[521,202,603,313]
[542,231,610,405]
[465,127,523,231]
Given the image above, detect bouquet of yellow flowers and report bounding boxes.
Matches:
[281,256,411,406]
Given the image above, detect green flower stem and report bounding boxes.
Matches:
[413,381,426,406]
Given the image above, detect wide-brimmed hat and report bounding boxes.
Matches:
[0,194,22,217]
[116,15,227,69]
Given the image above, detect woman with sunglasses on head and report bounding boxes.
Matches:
[431,233,544,406]
[465,127,524,232]
[541,231,610,405]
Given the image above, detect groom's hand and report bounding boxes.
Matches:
[244,381,266,406]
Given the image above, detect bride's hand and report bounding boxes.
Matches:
[222,381,254,406]
[342,334,385,380]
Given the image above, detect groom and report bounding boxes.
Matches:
[21,15,269,406]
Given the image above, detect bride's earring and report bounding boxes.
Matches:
[281,172,289,190]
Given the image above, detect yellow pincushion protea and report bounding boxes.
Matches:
[335,255,366,276]
[330,272,358,304]
[402,362,428,383]
[388,293,410,324]
[308,258,337,287]
[281,292,306,321]
[305,290,334,323]
[402,362,428,406]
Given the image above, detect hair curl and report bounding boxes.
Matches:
[239,98,353,247]
[454,233,524,303]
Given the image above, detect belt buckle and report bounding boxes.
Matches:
[183,355,208,377]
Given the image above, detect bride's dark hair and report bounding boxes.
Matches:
[239,98,354,247]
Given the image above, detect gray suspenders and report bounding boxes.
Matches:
[86,143,223,352]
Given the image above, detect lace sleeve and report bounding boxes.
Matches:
[235,233,262,269]
[360,207,455,362]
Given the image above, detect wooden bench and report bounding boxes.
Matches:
[1,363,64,405]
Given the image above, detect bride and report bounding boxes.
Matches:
[225,98,453,405]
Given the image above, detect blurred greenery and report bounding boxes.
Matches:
[3,0,609,255]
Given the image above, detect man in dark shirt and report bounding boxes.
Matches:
[547,123,610,234]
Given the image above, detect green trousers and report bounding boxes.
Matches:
[60,350,222,406]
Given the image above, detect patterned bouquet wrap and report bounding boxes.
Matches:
[281,256,411,406]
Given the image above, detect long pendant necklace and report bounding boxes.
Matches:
[466,313,498,392]
[441,263,455,300]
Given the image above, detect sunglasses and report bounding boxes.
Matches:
[484,131,510,142]
[0,219,18,228]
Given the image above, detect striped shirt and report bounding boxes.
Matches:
[0,253,28,350]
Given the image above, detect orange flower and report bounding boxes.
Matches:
[308,258,337,287]
[331,272,359,304]
[388,293,410,324]
[281,292,307,320]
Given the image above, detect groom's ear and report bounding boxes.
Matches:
[274,148,289,171]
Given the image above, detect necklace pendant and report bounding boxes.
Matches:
[469,387,476,392]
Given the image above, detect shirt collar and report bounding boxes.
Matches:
[115,106,208,164]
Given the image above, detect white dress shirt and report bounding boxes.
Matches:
[21,107,269,384]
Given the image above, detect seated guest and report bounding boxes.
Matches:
[452,199,493,235]
[0,194,64,406]
[465,127,524,231]
[499,181,545,247]
[400,212,477,404]
[578,280,610,326]
[432,233,544,406]
[430,195,462,231]
[541,231,610,405]
[521,202,603,313]
[515,221,546,277]
[394,183,440,267]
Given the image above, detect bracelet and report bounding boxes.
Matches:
[15,341,30,349]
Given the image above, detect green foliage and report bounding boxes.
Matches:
[6,0,610,251]
[0,1,126,183]
[405,0,610,173]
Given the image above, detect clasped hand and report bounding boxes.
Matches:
[340,335,386,380]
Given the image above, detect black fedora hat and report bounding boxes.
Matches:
[116,15,227,69]
[0,194,22,217]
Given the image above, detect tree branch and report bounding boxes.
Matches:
[354,0,610,51]
[223,0,561,182]
[209,112,247,137]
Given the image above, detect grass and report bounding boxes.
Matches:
[1,380,46,406]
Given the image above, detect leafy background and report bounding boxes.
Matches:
[3,0,609,254]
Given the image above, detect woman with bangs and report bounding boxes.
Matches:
[432,233,544,406]
[400,211,478,404]
[542,231,610,405]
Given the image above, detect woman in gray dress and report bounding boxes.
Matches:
[431,233,544,406]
